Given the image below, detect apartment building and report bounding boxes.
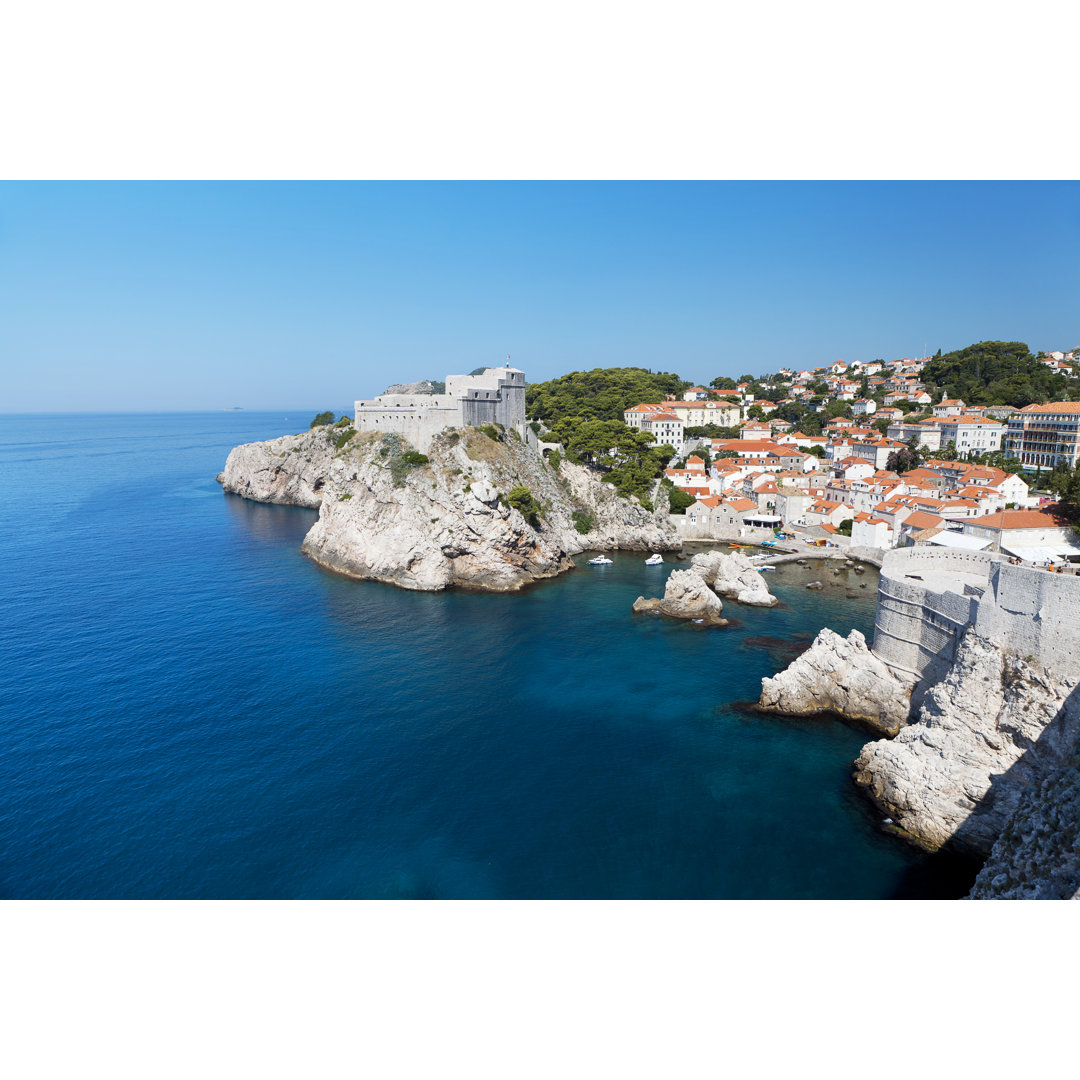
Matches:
[1005,402,1080,469]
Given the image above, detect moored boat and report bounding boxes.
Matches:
[644,554,663,565]
[588,555,613,565]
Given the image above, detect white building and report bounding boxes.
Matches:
[354,365,527,452]
[935,414,1005,455]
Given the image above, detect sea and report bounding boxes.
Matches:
[0,412,978,899]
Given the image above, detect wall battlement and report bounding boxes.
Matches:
[872,547,1080,683]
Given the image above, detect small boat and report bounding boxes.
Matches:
[758,565,775,571]
[588,555,613,566]
[645,554,664,565]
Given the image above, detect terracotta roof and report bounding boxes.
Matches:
[972,505,1072,530]
[903,510,945,530]
[1018,402,1080,414]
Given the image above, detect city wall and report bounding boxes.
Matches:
[872,548,1080,684]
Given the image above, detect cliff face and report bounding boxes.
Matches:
[219,424,678,592]
[969,698,1080,899]
[852,630,1080,855]
[217,430,335,508]
[758,628,912,736]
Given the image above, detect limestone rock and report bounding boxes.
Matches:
[853,630,1080,857]
[969,711,1080,898]
[690,550,777,607]
[383,380,438,395]
[218,427,336,508]
[758,627,911,735]
[633,569,727,626]
[219,424,680,592]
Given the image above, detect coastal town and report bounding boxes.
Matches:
[611,347,1080,569]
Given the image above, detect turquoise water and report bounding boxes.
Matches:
[0,413,974,898]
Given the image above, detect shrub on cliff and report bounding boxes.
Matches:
[310,411,335,428]
[505,486,542,528]
[334,428,357,449]
[571,510,594,534]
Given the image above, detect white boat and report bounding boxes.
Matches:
[588,555,613,566]
[758,565,775,571]
[644,554,664,565]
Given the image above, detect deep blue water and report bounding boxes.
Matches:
[0,412,974,898]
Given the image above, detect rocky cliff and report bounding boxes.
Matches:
[757,628,912,736]
[218,423,679,591]
[969,699,1080,899]
[853,630,1080,857]
[754,563,1080,894]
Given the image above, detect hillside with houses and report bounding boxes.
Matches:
[527,341,1080,566]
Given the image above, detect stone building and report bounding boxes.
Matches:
[1005,402,1080,470]
[354,365,527,452]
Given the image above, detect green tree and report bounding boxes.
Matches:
[920,340,1069,407]
[1047,464,1080,523]
[664,481,696,514]
[310,411,335,428]
[526,367,689,427]
[505,486,543,528]
[886,447,920,473]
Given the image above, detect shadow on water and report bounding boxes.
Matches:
[741,633,813,665]
[887,851,981,899]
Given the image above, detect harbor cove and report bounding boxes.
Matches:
[0,412,977,899]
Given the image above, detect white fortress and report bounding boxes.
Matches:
[872,547,1080,685]
[354,365,527,453]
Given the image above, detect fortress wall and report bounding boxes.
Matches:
[977,563,1080,681]
[873,571,980,679]
[871,548,1080,682]
[353,401,460,453]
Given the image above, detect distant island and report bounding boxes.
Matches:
[222,406,245,411]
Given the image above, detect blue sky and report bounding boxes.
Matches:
[1,181,1077,412]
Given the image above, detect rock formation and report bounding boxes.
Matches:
[853,630,1080,856]
[218,422,679,592]
[690,550,777,607]
[758,628,911,736]
[383,380,439,395]
[969,707,1080,898]
[632,569,727,625]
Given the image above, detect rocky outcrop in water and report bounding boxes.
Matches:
[218,423,679,591]
[690,550,777,607]
[216,429,335,508]
[757,628,911,735]
[853,630,1080,857]
[632,569,727,625]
